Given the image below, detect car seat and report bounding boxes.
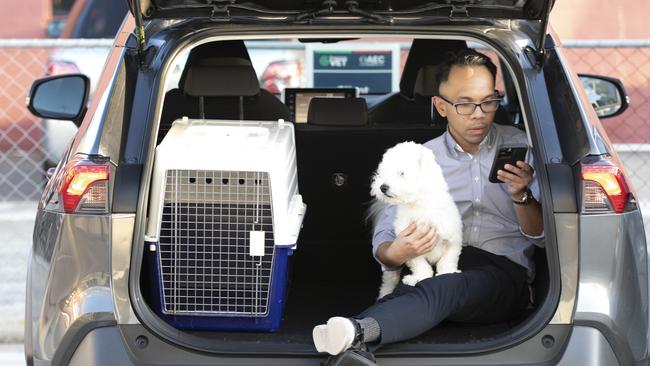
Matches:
[159,41,291,143]
[367,39,468,125]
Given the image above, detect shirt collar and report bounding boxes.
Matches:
[444,124,497,158]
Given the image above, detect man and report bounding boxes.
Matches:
[312,49,545,356]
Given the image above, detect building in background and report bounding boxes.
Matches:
[551,0,650,145]
[2,0,649,40]
[0,0,74,38]
[551,0,650,40]
[0,0,50,38]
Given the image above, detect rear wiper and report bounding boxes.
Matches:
[295,0,392,24]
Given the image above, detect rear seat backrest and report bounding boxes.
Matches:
[367,39,468,125]
[306,97,368,126]
[181,57,291,121]
[183,58,260,120]
[295,95,446,243]
[158,41,290,144]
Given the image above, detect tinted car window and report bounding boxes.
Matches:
[543,49,591,163]
[71,0,129,38]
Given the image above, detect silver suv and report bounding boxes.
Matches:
[25,1,648,365]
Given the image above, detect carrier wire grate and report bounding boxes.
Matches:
[158,169,275,316]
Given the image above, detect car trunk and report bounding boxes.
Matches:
[138,116,551,353]
[126,18,561,349]
[139,211,549,354]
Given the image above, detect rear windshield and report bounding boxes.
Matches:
[71,0,129,38]
[160,38,518,127]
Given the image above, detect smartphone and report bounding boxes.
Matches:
[488,144,528,183]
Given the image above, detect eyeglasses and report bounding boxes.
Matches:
[438,95,502,115]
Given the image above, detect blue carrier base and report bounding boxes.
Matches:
[146,244,293,332]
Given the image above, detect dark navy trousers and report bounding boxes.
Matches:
[358,246,530,345]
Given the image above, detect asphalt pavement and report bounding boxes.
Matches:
[0,344,25,366]
[0,201,34,344]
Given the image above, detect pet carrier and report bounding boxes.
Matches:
[145,118,306,331]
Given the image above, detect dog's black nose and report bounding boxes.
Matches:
[380,184,389,194]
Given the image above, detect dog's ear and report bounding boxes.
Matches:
[418,147,436,168]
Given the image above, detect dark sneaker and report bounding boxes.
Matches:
[325,348,378,366]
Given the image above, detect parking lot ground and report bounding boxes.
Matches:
[0,201,35,344]
[0,343,25,366]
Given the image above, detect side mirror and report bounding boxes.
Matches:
[578,74,629,118]
[26,74,89,127]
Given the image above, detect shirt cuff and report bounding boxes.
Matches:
[372,235,401,271]
[373,229,395,248]
[519,226,545,240]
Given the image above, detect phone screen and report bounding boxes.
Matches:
[488,144,528,183]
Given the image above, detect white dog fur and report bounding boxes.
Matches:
[370,141,463,299]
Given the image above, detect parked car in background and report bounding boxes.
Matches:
[25,1,648,365]
[42,0,128,168]
[42,1,298,168]
[260,58,303,94]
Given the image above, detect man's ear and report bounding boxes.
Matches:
[432,96,447,117]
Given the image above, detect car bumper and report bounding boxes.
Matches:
[29,324,629,366]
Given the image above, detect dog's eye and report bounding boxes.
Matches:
[398,171,405,177]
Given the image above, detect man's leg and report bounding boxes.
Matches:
[358,247,528,345]
[313,247,528,352]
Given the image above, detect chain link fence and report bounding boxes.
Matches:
[0,39,648,343]
[563,40,650,226]
[0,42,51,343]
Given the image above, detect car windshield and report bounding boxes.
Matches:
[71,0,129,38]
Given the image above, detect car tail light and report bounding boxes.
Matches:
[46,60,81,76]
[581,158,635,214]
[45,155,110,214]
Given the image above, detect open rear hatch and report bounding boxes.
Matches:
[125,0,554,65]
[128,0,559,358]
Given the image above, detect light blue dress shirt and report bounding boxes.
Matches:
[372,124,545,282]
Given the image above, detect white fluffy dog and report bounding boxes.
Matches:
[371,141,463,299]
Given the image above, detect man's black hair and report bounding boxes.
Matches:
[436,49,497,94]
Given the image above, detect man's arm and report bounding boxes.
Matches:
[376,223,439,268]
[497,161,544,236]
[512,197,543,236]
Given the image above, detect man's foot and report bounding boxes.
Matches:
[312,317,359,355]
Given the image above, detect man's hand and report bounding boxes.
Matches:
[379,222,438,268]
[497,160,534,199]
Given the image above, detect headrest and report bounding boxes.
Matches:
[183,58,260,97]
[307,97,368,126]
[179,40,252,88]
[400,39,467,97]
[413,65,439,97]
